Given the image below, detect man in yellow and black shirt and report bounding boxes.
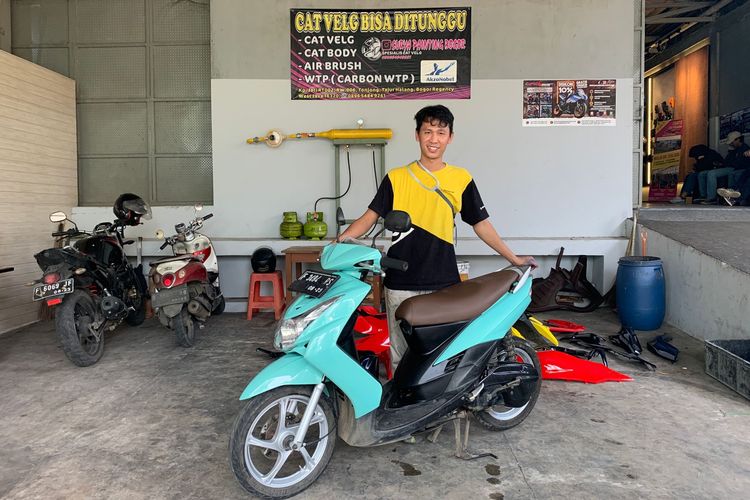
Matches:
[339,105,536,367]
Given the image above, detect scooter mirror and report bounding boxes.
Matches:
[49,211,67,223]
[194,203,203,212]
[336,207,346,227]
[155,229,165,240]
[384,210,411,233]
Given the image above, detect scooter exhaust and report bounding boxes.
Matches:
[101,296,127,319]
[187,298,211,319]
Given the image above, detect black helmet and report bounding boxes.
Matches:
[113,193,152,226]
[251,247,276,273]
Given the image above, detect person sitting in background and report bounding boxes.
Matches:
[718,146,750,206]
[702,131,750,204]
[680,144,723,201]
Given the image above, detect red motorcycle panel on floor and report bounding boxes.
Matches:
[537,350,632,383]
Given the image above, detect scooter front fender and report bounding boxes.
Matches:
[239,354,324,400]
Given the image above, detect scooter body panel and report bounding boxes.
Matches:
[320,243,381,273]
[240,354,324,400]
[435,279,532,364]
[247,272,383,417]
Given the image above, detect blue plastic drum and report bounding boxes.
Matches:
[616,256,666,331]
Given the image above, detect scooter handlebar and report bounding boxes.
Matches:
[381,256,408,272]
[159,241,169,250]
[202,213,213,220]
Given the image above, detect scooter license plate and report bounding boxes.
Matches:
[151,285,189,308]
[32,278,74,301]
[289,270,339,298]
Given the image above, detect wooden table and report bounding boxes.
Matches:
[282,245,383,311]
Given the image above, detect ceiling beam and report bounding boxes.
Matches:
[647,16,716,23]
[647,5,708,21]
[646,1,714,8]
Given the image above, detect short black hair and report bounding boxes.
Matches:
[415,105,454,134]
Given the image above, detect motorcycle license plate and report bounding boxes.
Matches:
[289,270,339,298]
[151,285,189,308]
[32,278,74,301]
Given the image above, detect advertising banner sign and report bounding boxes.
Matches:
[649,119,683,202]
[523,79,616,126]
[290,8,471,100]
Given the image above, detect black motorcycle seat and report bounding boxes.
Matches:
[150,254,199,266]
[395,269,520,327]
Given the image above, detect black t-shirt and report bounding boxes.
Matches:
[368,162,489,291]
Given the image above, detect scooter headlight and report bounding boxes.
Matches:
[273,296,340,351]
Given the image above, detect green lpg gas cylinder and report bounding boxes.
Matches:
[304,211,327,240]
[279,212,303,239]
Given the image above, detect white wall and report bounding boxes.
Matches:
[73,0,637,309]
[632,222,750,342]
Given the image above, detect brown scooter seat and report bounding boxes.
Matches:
[395,269,521,327]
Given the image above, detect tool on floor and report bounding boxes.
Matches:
[537,350,632,383]
[647,335,679,362]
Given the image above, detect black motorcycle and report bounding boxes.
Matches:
[31,194,151,367]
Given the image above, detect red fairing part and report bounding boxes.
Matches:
[353,306,392,379]
[172,261,207,286]
[192,246,212,262]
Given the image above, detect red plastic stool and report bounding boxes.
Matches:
[247,271,285,320]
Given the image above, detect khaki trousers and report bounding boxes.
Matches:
[385,287,435,369]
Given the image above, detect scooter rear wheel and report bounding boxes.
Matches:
[229,386,336,498]
[475,339,541,431]
[173,309,195,347]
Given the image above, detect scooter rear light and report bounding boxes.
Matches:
[47,298,63,306]
[43,273,61,284]
[162,273,175,288]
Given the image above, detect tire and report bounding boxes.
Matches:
[475,339,541,431]
[229,386,336,499]
[55,290,104,367]
[212,295,226,315]
[125,292,146,326]
[173,309,195,347]
[574,101,588,118]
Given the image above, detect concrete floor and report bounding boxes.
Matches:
[1,310,749,499]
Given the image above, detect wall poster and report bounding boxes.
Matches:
[719,106,750,142]
[522,80,617,126]
[290,8,471,100]
[649,119,683,202]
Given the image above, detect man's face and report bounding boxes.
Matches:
[415,118,453,161]
[730,138,741,149]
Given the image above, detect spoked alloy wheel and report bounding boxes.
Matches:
[475,339,541,431]
[229,386,336,498]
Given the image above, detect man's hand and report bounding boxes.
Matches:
[513,255,538,269]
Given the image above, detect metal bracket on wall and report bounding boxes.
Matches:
[332,138,388,227]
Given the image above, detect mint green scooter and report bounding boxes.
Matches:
[229,210,541,498]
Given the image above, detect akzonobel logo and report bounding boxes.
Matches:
[420,60,457,83]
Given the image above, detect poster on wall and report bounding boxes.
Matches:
[522,79,616,126]
[719,106,750,142]
[649,119,683,202]
[290,8,471,100]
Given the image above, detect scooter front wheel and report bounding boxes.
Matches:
[229,386,336,498]
[475,340,541,431]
